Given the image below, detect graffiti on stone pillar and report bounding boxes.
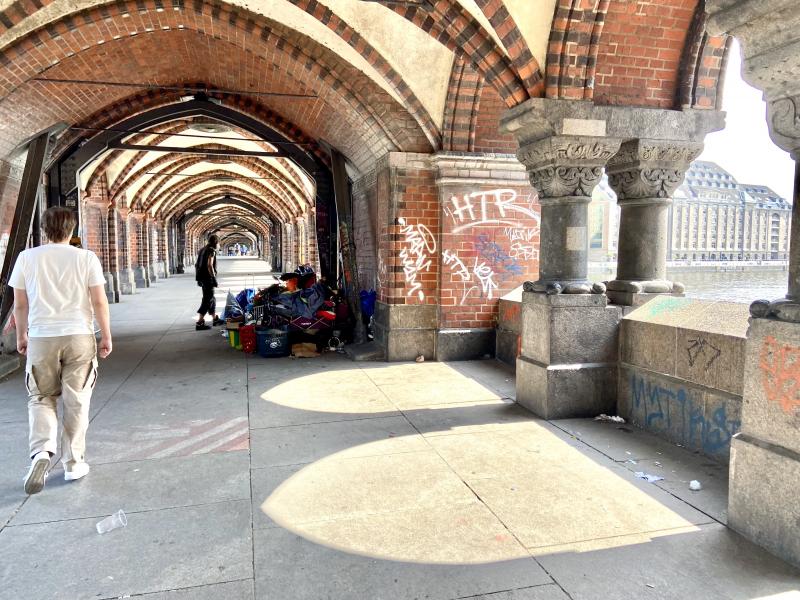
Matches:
[759,335,800,415]
[444,189,539,233]
[398,218,436,301]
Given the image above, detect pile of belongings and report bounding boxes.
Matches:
[253,265,353,344]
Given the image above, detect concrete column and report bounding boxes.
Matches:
[605,140,703,305]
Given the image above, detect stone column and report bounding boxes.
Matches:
[706,0,800,566]
[605,140,703,305]
[146,219,158,282]
[501,100,623,417]
[131,212,150,288]
[116,207,136,295]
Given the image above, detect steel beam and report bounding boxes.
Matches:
[0,132,51,332]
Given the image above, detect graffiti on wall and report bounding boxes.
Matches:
[629,373,740,455]
[759,335,800,415]
[398,218,436,301]
[444,189,539,234]
[442,249,498,305]
[686,337,722,370]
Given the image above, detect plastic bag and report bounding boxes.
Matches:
[222,291,243,320]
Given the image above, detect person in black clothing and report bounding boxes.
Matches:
[195,234,223,330]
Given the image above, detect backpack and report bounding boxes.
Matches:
[195,246,208,282]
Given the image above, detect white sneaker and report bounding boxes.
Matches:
[23,452,51,495]
[64,462,90,482]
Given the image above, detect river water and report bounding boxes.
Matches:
[588,267,789,304]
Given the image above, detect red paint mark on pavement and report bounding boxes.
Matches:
[759,335,800,415]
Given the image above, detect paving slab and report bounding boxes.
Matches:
[401,399,533,437]
[254,527,552,600]
[0,420,30,528]
[537,523,800,600]
[103,579,254,600]
[259,449,475,526]
[379,378,503,408]
[250,415,427,468]
[0,500,253,600]
[12,450,250,525]
[458,586,570,600]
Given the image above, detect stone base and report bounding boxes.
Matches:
[374,302,436,362]
[435,328,495,361]
[148,264,158,282]
[0,353,20,379]
[343,342,385,362]
[608,290,684,307]
[516,356,616,419]
[104,272,119,304]
[495,328,520,370]
[515,291,622,419]
[729,434,800,568]
[133,266,150,288]
[118,268,136,295]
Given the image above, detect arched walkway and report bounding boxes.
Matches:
[0,258,797,598]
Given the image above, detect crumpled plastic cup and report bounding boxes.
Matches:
[96,510,127,534]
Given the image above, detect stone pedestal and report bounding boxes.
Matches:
[729,317,800,567]
[103,272,118,304]
[516,292,622,419]
[374,302,436,362]
[118,268,136,295]
[133,266,150,288]
[148,263,158,282]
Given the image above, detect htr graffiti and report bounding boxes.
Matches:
[444,189,539,234]
[759,335,800,415]
[630,373,740,455]
[398,218,436,301]
[442,249,498,304]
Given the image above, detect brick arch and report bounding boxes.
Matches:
[176,188,285,224]
[441,58,482,152]
[546,0,611,101]
[0,1,436,169]
[154,169,308,222]
[142,173,299,222]
[545,0,728,111]
[381,0,531,106]
[111,152,311,217]
[676,1,730,110]
[54,91,330,173]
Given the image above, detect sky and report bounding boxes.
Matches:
[698,40,795,201]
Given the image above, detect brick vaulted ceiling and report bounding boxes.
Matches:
[0,0,729,225]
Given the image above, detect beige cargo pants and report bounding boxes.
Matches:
[25,334,98,469]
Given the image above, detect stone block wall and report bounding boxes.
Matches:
[496,287,523,370]
[617,296,748,462]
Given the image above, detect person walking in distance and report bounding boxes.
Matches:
[195,234,223,330]
[11,207,112,495]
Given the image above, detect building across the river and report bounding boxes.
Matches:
[588,160,792,264]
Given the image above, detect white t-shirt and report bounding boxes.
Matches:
[9,244,107,338]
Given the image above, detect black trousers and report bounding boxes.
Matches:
[197,282,216,317]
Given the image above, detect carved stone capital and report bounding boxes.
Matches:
[606,140,703,201]
[517,136,621,200]
[767,96,800,157]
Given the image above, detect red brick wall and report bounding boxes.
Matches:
[473,85,519,154]
[376,157,440,307]
[593,0,698,108]
[352,171,378,291]
[439,185,540,329]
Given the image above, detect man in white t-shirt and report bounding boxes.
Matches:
[10,206,112,495]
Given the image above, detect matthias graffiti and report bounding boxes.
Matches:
[397,217,436,302]
[629,373,740,455]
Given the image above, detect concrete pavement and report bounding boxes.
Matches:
[0,257,797,599]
